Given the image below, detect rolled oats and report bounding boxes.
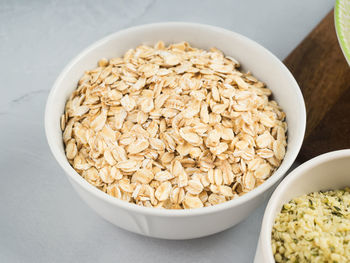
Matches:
[62,41,287,209]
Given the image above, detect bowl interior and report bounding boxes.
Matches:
[261,150,350,261]
[45,23,305,214]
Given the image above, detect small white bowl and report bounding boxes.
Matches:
[45,22,306,239]
[255,149,350,262]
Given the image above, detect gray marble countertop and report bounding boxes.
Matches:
[1,1,334,262]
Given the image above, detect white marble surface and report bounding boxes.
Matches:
[0,1,334,262]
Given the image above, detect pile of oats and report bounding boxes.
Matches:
[62,41,287,209]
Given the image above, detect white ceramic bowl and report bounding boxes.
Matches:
[45,22,306,239]
[255,149,350,262]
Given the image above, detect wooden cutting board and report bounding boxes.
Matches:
[283,10,350,162]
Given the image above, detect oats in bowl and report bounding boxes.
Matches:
[61,41,287,209]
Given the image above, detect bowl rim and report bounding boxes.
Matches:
[45,22,306,217]
[335,0,350,66]
[259,149,350,261]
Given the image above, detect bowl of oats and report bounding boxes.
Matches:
[255,149,350,262]
[45,22,305,239]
